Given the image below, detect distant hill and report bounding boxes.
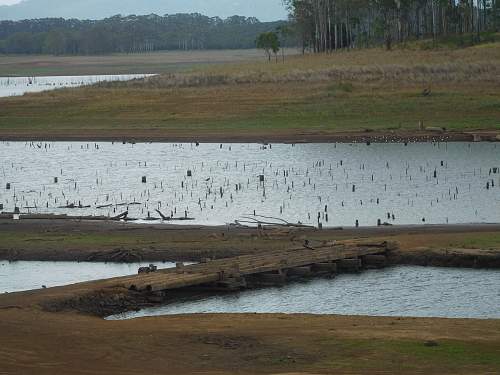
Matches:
[0,0,288,21]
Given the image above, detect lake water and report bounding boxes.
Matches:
[0,142,498,227]
[0,260,176,293]
[0,74,155,97]
[109,266,500,320]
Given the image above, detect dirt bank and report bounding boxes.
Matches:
[1,129,497,144]
[1,219,499,268]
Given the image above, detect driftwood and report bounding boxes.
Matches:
[155,209,169,220]
[58,203,91,209]
[111,211,128,220]
[58,204,76,209]
[86,249,143,263]
[237,214,315,229]
[96,204,113,209]
[155,209,195,221]
[116,202,142,207]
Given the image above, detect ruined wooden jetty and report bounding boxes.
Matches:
[119,241,393,294]
[34,241,395,315]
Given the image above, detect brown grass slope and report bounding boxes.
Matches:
[0,44,499,141]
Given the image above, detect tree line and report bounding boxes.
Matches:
[284,0,500,51]
[0,13,286,55]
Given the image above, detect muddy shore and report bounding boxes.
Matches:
[1,129,498,144]
[1,219,499,268]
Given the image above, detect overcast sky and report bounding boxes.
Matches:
[0,0,288,21]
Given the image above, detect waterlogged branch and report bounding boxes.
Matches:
[237,215,315,228]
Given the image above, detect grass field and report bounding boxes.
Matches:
[0,44,499,140]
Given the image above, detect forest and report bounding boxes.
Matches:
[0,14,285,55]
[285,0,500,51]
[1,2,499,55]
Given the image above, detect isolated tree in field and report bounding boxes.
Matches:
[256,32,280,62]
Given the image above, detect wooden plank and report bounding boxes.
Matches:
[117,243,388,292]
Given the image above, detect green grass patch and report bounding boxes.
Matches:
[0,231,157,250]
[316,338,500,373]
[443,233,500,250]
[0,84,498,136]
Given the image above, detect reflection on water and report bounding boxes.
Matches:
[0,74,155,97]
[110,266,500,320]
[0,261,175,293]
[1,142,498,227]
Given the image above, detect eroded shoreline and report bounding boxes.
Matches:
[1,219,499,266]
[1,219,499,317]
[0,129,498,144]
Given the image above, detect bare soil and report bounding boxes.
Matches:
[0,308,499,375]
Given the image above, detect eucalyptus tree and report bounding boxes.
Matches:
[284,0,498,52]
[256,31,281,61]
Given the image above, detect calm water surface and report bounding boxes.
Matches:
[1,142,498,227]
[1,261,498,319]
[0,261,175,293]
[109,266,500,320]
[0,74,155,97]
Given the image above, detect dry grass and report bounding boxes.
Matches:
[98,43,500,89]
[0,43,499,140]
[108,61,499,89]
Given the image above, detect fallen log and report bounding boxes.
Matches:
[238,216,315,229]
[111,211,128,220]
[96,204,113,209]
[155,209,195,221]
[58,203,91,209]
[155,209,169,220]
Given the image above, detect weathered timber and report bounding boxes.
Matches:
[338,258,362,273]
[286,266,313,278]
[362,254,388,269]
[111,211,128,220]
[312,262,338,274]
[34,241,392,315]
[122,243,388,292]
[247,270,287,286]
[155,210,196,221]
